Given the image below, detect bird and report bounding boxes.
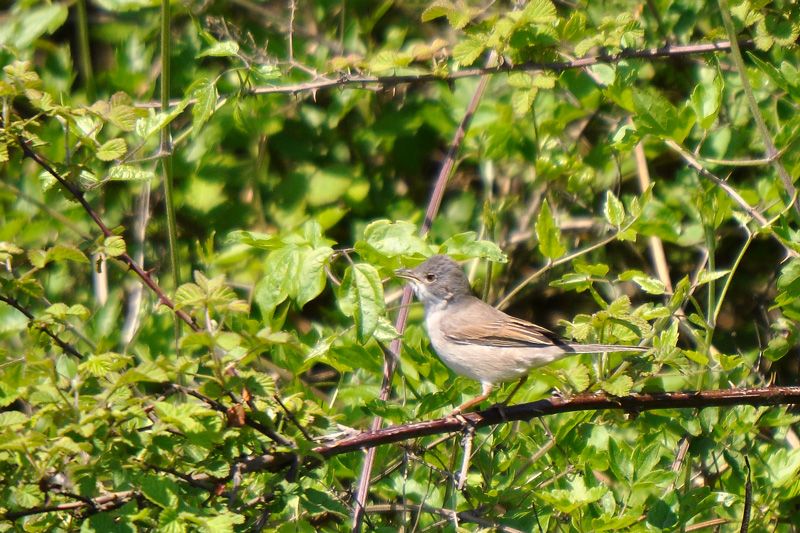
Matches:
[395,254,647,414]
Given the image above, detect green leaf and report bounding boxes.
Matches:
[421,1,453,22]
[603,374,633,396]
[0,411,28,428]
[104,235,126,257]
[191,79,218,135]
[254,246,301,317]
[338,263,384,343]
[140,475,178,508]
[107,164,155,182]
[603,191,625,227]
[12,4,68,48]
[535,200,565,259]
[619,270,666,295]
[296,246,334,307]
[197,40,239,58]
[96,138,128,161]
[452,37,485,66]
[520,0,557,24]
[361,220,429,259]
[690,74,723,129]
[440,232,506,262]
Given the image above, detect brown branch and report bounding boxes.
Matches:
[7,387,797,521]
[315,387,800,457]
[16,138,199,331]
[3,490,137,520]
[137,40,748,108]
[350,53,493,533]
[0,295,84,358]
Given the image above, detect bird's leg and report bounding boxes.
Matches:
[451,383,494,415]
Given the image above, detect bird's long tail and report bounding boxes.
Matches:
[567,343,648,354]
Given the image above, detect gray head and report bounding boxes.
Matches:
[395,255,472,308]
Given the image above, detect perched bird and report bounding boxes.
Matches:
[396,255,646,413]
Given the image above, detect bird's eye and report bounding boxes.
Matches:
[425,273,436,283]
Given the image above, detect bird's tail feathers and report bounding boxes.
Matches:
[568,343,647,354]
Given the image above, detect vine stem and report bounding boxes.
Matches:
[350,62,494,533]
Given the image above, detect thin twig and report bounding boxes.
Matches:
[717,0,799,216]
[740,456,752,533]
[16,138,199,330]
[665,140,769,226]
[273,393,314,442]
[136,40,749,108]
[0,295,84,358]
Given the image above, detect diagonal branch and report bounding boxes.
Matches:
[350,51,495,533]
[16,138,199,331]
[717,0,799,216]
[0,294,84,358]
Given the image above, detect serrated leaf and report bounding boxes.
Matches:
[361,220,429,259]
[49,245,90,264]
[0,411,27,428]
[104,235,126,257]
[520,0,557,24]
[603,374,633,396]
[604,191,625,226]
[565,363,591,392]
[96,138,127,161]
[197,40,239,58]
[338,263,384,343]
[421,1,453,22]
[535,199,565,259]
[191,79,218,135]
[618,270,665,295]
[107,164,155,182]
[108,104,139,131]
[440,232,506,262]
[452,37,485,66]
[141,475,178,508]
[296,247,334,307]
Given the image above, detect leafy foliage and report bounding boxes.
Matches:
[2,0,800,530]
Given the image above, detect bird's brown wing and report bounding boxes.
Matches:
[441,297,569,348]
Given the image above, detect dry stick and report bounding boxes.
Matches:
[16,139,199,331]
[350,62,493,533]
[137,40,746,108]
[741,456,752,533]
[4,490,137,520]
[0,295,84,358]
[718,0,800,216]
[633,138,672,292]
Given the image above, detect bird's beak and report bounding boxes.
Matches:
[395,268,418,282]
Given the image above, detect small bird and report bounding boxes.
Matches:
[396,255,647,413]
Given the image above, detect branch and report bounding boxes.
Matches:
[3,490,137,520]
[314,387,800,457]
[16,138,199,331]
[351,50,494,533]
[718,0,799,216]
[0,295,84,358]
[137,40,748,108]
